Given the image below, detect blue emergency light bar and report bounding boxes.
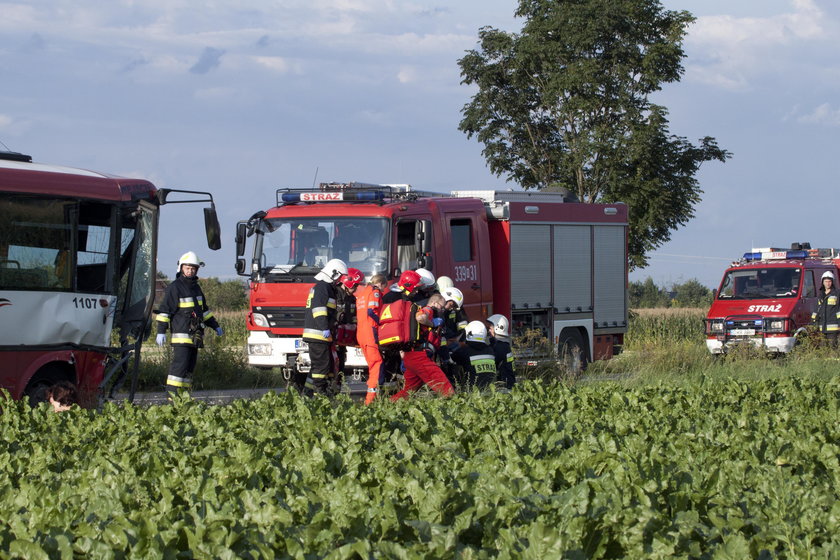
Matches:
[280,191,384,203]
[742,250,809,261]
[277,189,386,205]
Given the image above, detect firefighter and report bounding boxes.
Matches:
[450,320,497,391]
[388,271,454,401]
[812,270,840,346]
[335,267,365,389]
[486,314,515,389]
[412,267,436,304]
[301,258,348,395]
[437,286,465,386]
[356,273,388,404]
[155,251,223,393]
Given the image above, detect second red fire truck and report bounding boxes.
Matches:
[235,183,629,382]
[705,243,840,354]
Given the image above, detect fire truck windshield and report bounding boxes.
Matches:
[258,217,389,278]
[717,267,801,300]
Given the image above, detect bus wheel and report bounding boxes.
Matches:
[558,329,588,379]
[24,366,70,407]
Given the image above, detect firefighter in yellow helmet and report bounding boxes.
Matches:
[155,251,223,392]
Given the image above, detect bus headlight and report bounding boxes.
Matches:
[252,313,269,328]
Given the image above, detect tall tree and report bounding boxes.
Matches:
[458,0,731,268]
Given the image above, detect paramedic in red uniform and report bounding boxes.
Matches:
[355,273,387,404]
[389,271,454,401]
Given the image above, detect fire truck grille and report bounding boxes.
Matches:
[254,307,306,329]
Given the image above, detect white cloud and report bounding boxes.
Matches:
[0,114,12,129]
[794,102,840,126]
[254,56,291,73]
[683,0,833,90]
[397,65,418,83]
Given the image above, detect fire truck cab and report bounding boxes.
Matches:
[705,243,840,354]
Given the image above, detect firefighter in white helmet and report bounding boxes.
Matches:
[300,258,348,395]
[486,314,515,389]
[450,320,497,391]
[812,270,840,346]
[435,275,454,292]
[155,251,223,393]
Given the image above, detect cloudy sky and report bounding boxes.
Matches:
[2,0,839,288]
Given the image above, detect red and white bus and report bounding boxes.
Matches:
[0,150,220,406]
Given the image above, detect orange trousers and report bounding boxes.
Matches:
[361,343,383,404]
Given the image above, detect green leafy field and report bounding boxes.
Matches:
[2,377,839,558]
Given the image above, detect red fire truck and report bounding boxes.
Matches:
[0,150,221,406]
[704,243,840,354]
[234,183,628,381]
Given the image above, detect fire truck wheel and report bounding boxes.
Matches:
[558,329,588,379]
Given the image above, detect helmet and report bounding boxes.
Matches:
[436,275,454,291]
[822,271,835,281]
[441,287,464,309]
[339,268,365,290]
[465,320,488,344]
[486,314,511,338]
[397,270,422,295]
[414,268,436,289]
[177,251,204,272]
[315,258,348,283]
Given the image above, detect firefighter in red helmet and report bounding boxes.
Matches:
[382,270,454,401]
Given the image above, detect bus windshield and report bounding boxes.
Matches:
[717,267,801,299]
[258,217,389,278]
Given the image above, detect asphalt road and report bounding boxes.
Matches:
[113,378,372,406]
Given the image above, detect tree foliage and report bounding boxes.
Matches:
[458,0,731,268]
[156,274,248,311]
[629,276,712,308]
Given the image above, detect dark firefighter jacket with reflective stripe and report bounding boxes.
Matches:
[451,340,497,389]
[303,280,337,343]
[489,336,515,382]
[155,275,220,346]
[812,286,840,332]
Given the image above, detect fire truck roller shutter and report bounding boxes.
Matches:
[553,225,592,314]
[509,224,551,309]
[593,226,627,329]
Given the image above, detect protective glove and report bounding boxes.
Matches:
[322,329,332,339]
[432,317,444,328]
[215,327,224,336]
[156,334,166,347]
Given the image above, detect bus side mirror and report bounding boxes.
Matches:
[235,222,247,257]
[204,206,222,251]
